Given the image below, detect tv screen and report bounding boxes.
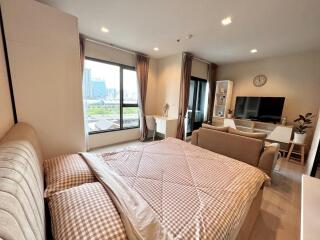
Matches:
[234,97,285,123]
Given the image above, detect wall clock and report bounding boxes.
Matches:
[253,74,267,87]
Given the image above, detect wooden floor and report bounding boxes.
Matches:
[92,140,305,240]
[250,159,304,240]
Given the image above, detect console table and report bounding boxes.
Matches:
[153,116,178,138]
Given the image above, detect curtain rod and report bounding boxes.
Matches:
[84,36,148,57]
[84,36,209,63]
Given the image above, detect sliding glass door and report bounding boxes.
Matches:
[187,77,208,135]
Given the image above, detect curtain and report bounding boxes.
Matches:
[176,52,193,140]
[206,63,218,123]
[79,36,90,150]
[80,37,85,73]
[136,54,150,141]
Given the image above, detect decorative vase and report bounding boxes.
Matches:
[293,132,307,144]
[227,114,233,119]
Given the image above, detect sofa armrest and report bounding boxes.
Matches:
[191,130,199,145]
[258,143,280,176]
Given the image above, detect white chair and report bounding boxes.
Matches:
[146,116,156,141]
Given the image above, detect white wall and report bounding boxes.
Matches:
[145,58,158,115]
[156,54,182,117]
[2,0,86,158]
[155,55,209,116]
[218,51,320,123]
[306,111,320,175]
[218,51,320,146]
[0,26,14,138]
[85,40,159,149]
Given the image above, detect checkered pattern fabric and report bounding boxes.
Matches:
[98,137,269,239]
[44,154,96,198]
[48,182,127,240]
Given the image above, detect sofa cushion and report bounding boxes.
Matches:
[202,123,229,132]
[228,128,267,140]
[48,182,127,240]
[198,127,264,167]
[44,154,96,198]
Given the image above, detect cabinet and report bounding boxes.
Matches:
[213,80,233,118]
[154,116,178,138]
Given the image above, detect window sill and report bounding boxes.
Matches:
[88,127,139,135]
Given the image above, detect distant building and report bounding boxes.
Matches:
[83,68,91,98]
[83,68,119,100]
[106,88,117,99]
[92,80,107,98]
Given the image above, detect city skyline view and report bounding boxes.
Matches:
[83,59,139,132]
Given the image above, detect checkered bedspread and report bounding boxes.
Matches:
[92,137,269,240]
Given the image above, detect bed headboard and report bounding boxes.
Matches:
[0,123,45,240]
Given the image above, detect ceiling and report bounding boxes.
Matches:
[38,0,320,64]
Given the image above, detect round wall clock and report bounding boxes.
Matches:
[253,74,267,87]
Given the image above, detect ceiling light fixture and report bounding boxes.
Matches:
[153,47,159,51]
[101,27,109,33]
[221,17,232,26]
[250,49,258,53]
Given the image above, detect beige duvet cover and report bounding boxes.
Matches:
[82,138,269,240]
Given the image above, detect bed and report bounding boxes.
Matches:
[0,123,269,240]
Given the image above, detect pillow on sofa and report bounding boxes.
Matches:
[228,128,267,140]
[44,154,96,198]
[48,182,127,240]
[202,123,229,132]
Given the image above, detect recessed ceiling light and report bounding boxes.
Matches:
[221,17,232,26]
[250,49,258,53]
[153,47,159,51]
[101,27,109,33]
[186,34,193,40]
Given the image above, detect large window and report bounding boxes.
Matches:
[83,58,139,134]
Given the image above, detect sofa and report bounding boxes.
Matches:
[191,125,279,176]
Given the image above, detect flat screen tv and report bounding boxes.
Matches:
[234,97,285,123]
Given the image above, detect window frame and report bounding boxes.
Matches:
[84,57,140,135]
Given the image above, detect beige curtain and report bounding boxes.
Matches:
[176,52,193,140]
[136,54,150,141]
[206,63,218,123]
[79,36,90,150]
[79,36,85,74]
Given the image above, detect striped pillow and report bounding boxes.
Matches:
[44,154,95,198]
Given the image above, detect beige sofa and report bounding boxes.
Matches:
[191,126,279,176]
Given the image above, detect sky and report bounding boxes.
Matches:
[84,59,137,93]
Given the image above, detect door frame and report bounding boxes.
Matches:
[187,76,207,136]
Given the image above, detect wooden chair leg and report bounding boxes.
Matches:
[301,145,305,165]
[286,143,295,161]
[153,130,156,141]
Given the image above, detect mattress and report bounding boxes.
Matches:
[82,137,269,240]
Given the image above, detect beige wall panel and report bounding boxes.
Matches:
[0,27,14,138]
[156,54,182,117]
[2,0,85,158]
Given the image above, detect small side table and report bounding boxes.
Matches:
[286,141,305,165]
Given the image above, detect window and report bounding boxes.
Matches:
[83,58,139,134]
